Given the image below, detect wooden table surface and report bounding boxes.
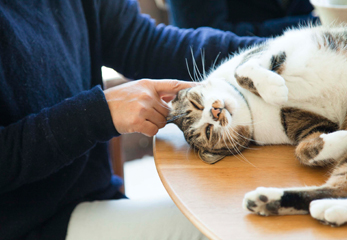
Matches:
[153,124,347,240]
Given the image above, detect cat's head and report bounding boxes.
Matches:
[168,78,253,164]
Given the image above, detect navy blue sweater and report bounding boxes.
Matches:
[167,0,318,37]
[0,0,262,239]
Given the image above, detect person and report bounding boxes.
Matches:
[166,0,319,37]
[0,0,264,239]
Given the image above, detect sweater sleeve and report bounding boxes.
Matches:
[166,0,318,37]
[0,86,118,193]
[99,0,265,81]
[166,0,229,31]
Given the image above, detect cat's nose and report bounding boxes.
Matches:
[211,107,222,120]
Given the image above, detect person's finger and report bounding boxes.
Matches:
[161,95,176,103]
[138,121,159,137]
[142,107,167,129]
[152,97,170,117]
[153,80,200,96]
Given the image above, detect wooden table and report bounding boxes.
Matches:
[154,124,347,240]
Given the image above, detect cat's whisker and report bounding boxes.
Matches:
[166,113,189,123]
[200,48,207,79]
[185,58,198,82]
[187,48,199,82]
[185,144,192,160]
[212,133,222,149]
[222,124,258,145]
[223,129,248,151]
[221,136,242,161]
[228,128,261,150]
[190,48,203,82]
[227,126,254,142]
[223,129,251,156]
[223,130,256,167]
[191,143,200,159]
[235,122,266,142]
[222,130,245,156]
[211,52,221,70]
[226,126,262,146]
[222,132,255,167]
[231,121,255,127]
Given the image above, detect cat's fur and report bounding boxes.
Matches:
[169,25,347,226]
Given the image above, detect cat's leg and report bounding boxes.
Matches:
[243,186,328,216]
[310,199,347,226]
[280,107,340,166]
[234,51,288,105]
[310,155,347,226]
[243,152,347,217]
[295,130,347,167]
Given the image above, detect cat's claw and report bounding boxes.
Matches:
[243,187,284,216]
[310,199,347,227]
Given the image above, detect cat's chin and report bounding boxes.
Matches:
[198,149,226,164]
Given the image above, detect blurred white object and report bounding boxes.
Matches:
[328,0,347,5]
[102,66,128,89]
[154,0,167,10]
[310,0,347,25]
[124,156,169,200]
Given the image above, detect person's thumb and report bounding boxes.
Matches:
[153,80,199,96]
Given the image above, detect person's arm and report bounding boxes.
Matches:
[166,0,318,37]
[256,14,319,37]
[166,0,229,31]
[99,0,264,81]
[0,86,118,193]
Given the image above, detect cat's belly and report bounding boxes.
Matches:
[285,75,347,127]
[252,109,292,145]
[246,92,293,145]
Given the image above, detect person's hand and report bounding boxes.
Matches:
[104,79,197,137]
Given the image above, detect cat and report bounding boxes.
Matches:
[168,25,347,226]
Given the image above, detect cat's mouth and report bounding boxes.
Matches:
[206,124,213,140]
[210,99,232,127]
[212,108,230,127]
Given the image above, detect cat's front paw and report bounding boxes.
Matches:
[243,187,284,216]
[258,79,288,106]
[236,62,288,106]
[310,199,347,227]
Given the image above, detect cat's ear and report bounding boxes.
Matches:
[198,149,225,164]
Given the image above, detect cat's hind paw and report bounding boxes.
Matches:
[243,187,284,216]
[310,199,347,227]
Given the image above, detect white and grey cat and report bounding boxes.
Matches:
[168,25,347,226]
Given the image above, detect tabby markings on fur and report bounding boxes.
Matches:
[168,25,347,226]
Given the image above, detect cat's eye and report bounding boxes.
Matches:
[206,124,212,140]
[190,100,203,110]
